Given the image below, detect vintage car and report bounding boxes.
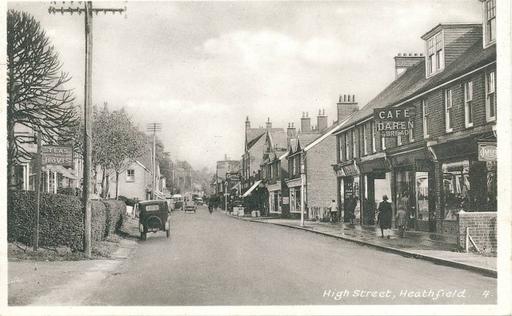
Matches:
[171,194,184,211]
[137,200,171,240]
[184,198,197,213]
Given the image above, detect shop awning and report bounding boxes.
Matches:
[242,180,262,197]
[358,158,389,174]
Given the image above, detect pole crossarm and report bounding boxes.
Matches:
[48,3,126,16]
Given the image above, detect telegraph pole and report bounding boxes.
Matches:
[49,1,126,258]
[147,123,162,199]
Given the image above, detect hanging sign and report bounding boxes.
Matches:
[41,145,73,167]
[374,106,415,137]
[478,142,497,161]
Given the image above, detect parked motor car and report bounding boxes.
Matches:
[194,197,203,206]
[137,200,171,240]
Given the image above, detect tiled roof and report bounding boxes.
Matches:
[268,128,287,150]
[340,39,495,128]
[297,132,320,148]
[246,130,265,149]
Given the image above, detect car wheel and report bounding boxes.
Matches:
[166,229,170,238]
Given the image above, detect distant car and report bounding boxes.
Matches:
[137,200,171,240]
[194,197,203,206]
[184,199,197,213]
[171,194,184,211]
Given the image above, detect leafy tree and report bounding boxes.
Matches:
[91,105,146,198]
[7,10,78,188]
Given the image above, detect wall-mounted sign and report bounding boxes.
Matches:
[478,142,497,161]
[342,163,359,177]
[41,145,73,167]
[374,106,415,137]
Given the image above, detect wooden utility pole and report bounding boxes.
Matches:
[33,134,42,251]
[49,1,126,258]
[147,123,162,199]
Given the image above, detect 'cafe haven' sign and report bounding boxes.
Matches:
[41,145,73,167]
[374,106,415,137]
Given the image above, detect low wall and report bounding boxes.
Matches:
[457,211,497,255]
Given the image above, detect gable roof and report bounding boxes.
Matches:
[268,128,287,150]
[337,38,495,132]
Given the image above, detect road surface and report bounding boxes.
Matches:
[85,206,496,305]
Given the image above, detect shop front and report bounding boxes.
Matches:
[430,133,497,234]
[267,182,282,214]
[388,147,435,232]
[358,154,391,226]
[286,178,303,218]
[334,161,362,223]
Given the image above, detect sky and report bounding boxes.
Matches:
[8,0,482,171]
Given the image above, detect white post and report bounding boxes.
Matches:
[300,173,305,227]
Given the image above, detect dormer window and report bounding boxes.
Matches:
[426,32,444,77]
[484,0,496,47]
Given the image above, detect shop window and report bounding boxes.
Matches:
[444,89,453,133]
[464,81,474,128]
[485,71,496,122]
[484,0,496,47]
[127,169,135,182]
[442,160,497,220]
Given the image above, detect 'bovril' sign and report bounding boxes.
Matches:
[374,106,415,137]
[41,145,73,167]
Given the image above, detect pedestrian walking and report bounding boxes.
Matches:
[377,195,392,238]
[329,199,337,223]
[396,207,407,238]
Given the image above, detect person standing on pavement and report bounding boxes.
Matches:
[329,199,337,223]
[377,195,392,238]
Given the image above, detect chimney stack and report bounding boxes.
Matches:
[337,94,358,123]
[287,122,297,139]
[317,108,328,132]
[245,116,251,129]
[266,117,272,130]
[301,112,311,133]
[394,52,424,78]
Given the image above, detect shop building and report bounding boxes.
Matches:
[285,110,348,220]
[241,117,285,212]
[333,2,496,234]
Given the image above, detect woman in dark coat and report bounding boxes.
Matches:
[377,195,393,238]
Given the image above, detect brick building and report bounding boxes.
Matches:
[333,0,496,240]
[285,108,354,220]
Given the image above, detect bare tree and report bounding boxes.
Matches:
[7,10,78,188]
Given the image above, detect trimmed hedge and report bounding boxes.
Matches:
[91,200,107,242]
[8,191,127,251]
[102,200,126,237]
[8,190,84,251]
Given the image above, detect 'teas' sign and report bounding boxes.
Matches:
[374,106,415,137]
[41,145,73,167]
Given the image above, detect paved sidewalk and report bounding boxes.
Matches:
[229,214,497,278]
